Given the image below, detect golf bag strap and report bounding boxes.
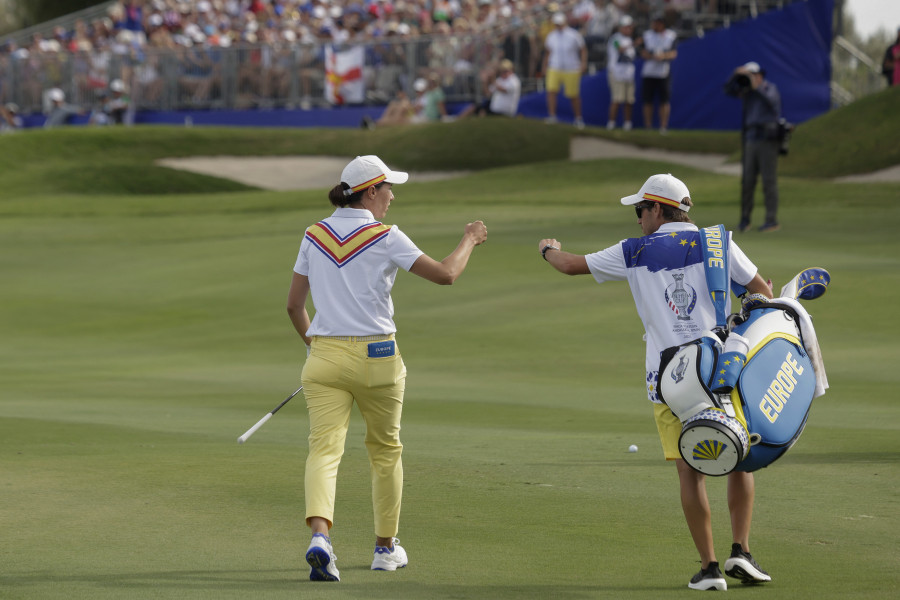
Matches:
[700,225,729,327]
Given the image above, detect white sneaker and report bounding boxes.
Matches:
[623,121,632,131]
[306,533,340,582]
[574,117,585,130]
[371,538,408,571]
[606,120,615,130]
[544,115,557,124]
[688,561,727,591]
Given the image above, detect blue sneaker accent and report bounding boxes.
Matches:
[306,533,340,582]
[371,538,408,571]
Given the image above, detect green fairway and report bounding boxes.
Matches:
[1,118,898,600]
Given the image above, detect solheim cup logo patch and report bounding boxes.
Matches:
[671,355,689,383]
[693,439,729,460]
[665,273,697,321]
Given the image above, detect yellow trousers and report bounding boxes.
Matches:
[301,335,406,537]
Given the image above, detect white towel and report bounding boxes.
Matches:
[767,297,829,398]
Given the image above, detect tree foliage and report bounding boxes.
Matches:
[13,0,103,29]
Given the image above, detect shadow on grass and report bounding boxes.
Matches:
[0,569,678,597]
[780,451,899,465]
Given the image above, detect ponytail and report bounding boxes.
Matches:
[328,183,357,207]
[328,182,384,208]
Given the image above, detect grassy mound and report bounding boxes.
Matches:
[2,86,897,198]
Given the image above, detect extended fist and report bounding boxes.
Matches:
[467,220,488,245]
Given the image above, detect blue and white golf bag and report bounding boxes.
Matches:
[656,226,829,476]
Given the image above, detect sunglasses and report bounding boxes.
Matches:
[635,203,656,218]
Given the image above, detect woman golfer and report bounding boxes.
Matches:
[287,155,487,582]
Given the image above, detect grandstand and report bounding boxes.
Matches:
[0,0,877,127]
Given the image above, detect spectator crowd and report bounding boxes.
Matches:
[0,1,711,117]
[0,1,792,125]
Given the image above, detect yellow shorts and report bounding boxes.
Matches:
[653,402,682,460]
[546,69,582,98]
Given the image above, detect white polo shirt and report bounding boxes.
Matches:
[585,223,757,393]
[489,72,521,116]
[294,207,424,336]
[607,32,636,82]
[545,27,586,72]
[641,28,677,79]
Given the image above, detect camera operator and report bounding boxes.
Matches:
[727,61,782,233]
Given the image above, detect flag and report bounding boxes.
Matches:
[325,45,365,105]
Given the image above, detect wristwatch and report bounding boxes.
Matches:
[541,244,559,260]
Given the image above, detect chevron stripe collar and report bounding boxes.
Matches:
[305,213,391,268]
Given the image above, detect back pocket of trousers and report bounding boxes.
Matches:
[366,355,404,388]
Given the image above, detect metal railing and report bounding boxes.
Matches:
[0,30,544,116]
[831,35,887,105]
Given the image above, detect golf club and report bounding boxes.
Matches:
[237,386,303,444]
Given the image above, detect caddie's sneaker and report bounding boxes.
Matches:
[688,561,727,591]
[758,222,781,232]
[738,219,751,233]
[306,533,340,582]
[574,117,585,130]
[371,538,408,571]
[724,543,771,584]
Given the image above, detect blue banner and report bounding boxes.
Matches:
[519,0,833,130]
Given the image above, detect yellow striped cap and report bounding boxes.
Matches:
[620,173,691,212]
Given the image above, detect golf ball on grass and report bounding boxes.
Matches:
[628,444,638,453]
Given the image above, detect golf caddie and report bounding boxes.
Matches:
[286,155,487,582]
[538,173,774,590]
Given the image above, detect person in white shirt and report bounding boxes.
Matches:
[458,59,521,118]
[287,155,487,582]
[606,14,637,130]
[0,102,23,132]
[538,173,774,591]
[543,11,588,128]
[640,12,678,134]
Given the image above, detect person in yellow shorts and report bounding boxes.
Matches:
[286,155,487,582]
[537,173,774,591]
[543,11,587,128]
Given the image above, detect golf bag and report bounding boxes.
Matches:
[656,225,827,476]
[658,302,818,475]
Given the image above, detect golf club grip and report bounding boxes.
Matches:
[237,412,272,444]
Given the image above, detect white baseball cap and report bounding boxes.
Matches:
[742,61,761,73]
[413,78,427,92]
[620,173,692,212]
[341,155,408,195]
[48,88,65,102]
[619,15,634,27]
[552,12,566,25]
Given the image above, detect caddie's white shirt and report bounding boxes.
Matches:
[606,32,636,82]
[641,28,677,79]
[294,207,424,336]
[545,27,586,72]
[585,223,757,381]
[489,72,521,116]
